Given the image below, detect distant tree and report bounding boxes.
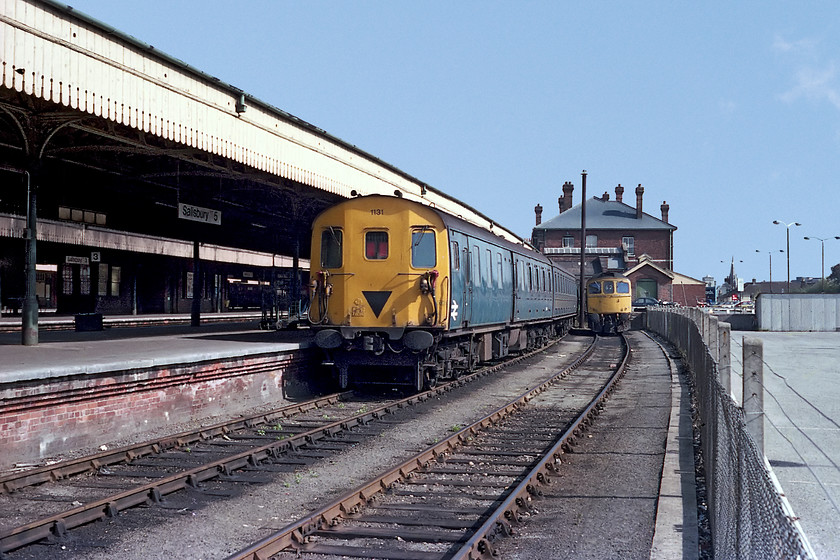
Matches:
[830,263,840,284]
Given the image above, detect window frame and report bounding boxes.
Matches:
[365,230,389,260]
[320,227,343,269]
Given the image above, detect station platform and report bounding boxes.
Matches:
[0,314,317,471]
[0,313,309,383]
[729,331,839,559]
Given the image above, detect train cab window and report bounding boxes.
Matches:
[603,281,615,294]
[411,229,436,268]
[588,281,601,294]
[365,231,389,260]
[321,228,343,268]
[497,254,503,288]
[617,281,630,293]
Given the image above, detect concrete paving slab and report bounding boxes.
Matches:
[731,331,840,559]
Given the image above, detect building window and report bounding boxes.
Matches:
[110,267,121,297]
[562,236,574,248]
[98,263,109,296]
[80,265,91,295]
[585,235,598,248]
[365,231,389,260]
[622,236,635,255]
[62,264,73,295]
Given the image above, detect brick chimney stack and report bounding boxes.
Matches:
[535,204,543,226]
[635,184,644,219]
[559,181,574,213]
[615,184,624,203]
[660,200,670,223]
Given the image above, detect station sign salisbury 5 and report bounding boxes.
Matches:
[178,203,221,225]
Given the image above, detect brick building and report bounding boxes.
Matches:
[531,182,705,306]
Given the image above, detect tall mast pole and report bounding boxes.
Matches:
[577,170,587,328]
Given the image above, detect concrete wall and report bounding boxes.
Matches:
[756,293,840,332]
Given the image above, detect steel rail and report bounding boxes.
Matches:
[225,335,601,560]
[0,392,352,495]
[0,335,577,554]
[453,333,631,558]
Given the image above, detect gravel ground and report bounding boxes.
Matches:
[492,330,672,559]
[12,335,595,560]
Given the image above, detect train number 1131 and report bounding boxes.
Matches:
[370,209,385,215]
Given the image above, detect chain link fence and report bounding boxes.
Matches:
[646,308,814,560]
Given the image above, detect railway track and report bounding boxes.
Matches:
[0,334,591,557]
[227,334,628,560]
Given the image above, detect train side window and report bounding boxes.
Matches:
[604,281,615,294]
[366,231,389,260]
[617,281,630,293]
[321,228,343,268]
[486,249,492,287]
[543,270,547,292]
[588,281,601,294]
[471,245,480,285]
[497,254,503,288]
[451,241,460,270]
[411,229,436,267]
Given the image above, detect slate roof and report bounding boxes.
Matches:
[534,197,676,231]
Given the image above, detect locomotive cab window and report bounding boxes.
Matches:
[588,281,601,294]
[365,231,389,260]
[603,281,615,294]
[617,281,630,293]
[321,228,343,268]
[411,228,436,268]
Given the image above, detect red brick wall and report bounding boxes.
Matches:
[0,349,318,469]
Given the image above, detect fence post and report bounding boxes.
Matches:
[743,337,765,455]
[718,322,731,398]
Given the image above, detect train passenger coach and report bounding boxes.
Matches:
[309,194,577,391]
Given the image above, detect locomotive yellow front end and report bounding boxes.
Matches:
[586,273,632,334]
[309,195,450,390]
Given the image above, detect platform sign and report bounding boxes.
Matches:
[178,203,221,226]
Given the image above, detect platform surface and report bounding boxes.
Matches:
[0,313,310,383]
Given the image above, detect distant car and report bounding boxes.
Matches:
[632,297,660,311]
[734,301,755,313]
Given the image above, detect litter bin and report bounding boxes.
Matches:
[75,313,103,331]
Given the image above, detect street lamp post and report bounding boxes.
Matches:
[803,236,840,292]
[755,249,784,293]
[773,220,801,293]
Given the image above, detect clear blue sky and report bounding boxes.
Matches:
[67,1,840,285]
